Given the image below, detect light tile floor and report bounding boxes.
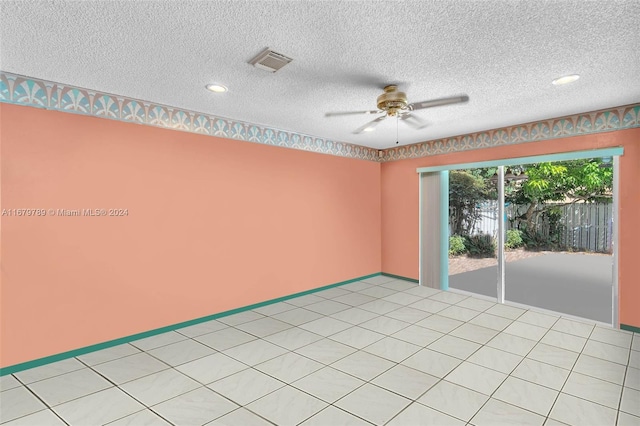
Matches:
[1,275,639,425]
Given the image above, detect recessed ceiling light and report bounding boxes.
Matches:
[362,127,375,132]
[552,74,580,85]
[206,84,227,93]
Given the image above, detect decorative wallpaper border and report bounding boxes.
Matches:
[382,104,640,161]
[0,72,380,162]
[1,71,638,163]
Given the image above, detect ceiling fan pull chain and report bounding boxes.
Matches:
[396,113,399,144]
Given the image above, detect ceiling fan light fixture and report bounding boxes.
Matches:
[552,74,580,86]
[206,84,228,93]
[377,85,408,114]
[326,85,469,135]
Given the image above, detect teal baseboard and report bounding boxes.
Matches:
[381,272,419,283]
[0,272,382,376]
[621,324,640,334]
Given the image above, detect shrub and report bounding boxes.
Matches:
[464,234,496,258]
[449,235,467,256]
[522,228,553,250]
[505,229,524,249]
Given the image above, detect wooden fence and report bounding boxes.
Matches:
[453,201,613,253]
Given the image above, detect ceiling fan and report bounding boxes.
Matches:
[325,85,469,134]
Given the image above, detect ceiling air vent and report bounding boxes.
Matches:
[249,48,293,73]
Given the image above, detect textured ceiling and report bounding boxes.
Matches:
[1,1,638,149]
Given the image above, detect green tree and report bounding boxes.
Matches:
[507,159,613,231]
[449,170,491,235]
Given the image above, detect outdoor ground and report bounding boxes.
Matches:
[449,249,543,275]
[449,251,613,323]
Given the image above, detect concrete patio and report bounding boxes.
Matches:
[449,253,613,324]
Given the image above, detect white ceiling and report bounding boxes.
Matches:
[1,1,638,149]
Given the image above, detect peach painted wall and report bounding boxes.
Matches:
[0,104,382,367]
[381,128,640,328]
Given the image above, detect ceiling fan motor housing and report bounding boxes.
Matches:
[377,85,408,116]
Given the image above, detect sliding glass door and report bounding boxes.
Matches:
[447,167,500,299]
[503,157,615,323]
[418,148,621,326]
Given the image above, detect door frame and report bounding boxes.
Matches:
[417,147,624,327]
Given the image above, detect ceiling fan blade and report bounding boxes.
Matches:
[409,95,469,111]
[353,115,386,134]
[400,112,429,129]
[325,110,381,117]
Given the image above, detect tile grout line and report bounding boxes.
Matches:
[235,283,449,424]
[429,306,534,423]
[615,338,633,423]
[383,303,530,424]
[212,286,608,424]
[75,350,180,426]
[355,294,506,424]
[121,315,617,424]
[5,279,637,426]
[547,320,596,425]
[568,329,634,414]
[93,334,276,425]
[5,374,72,426]
[165,296,395,424]
[490,313,563,424]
